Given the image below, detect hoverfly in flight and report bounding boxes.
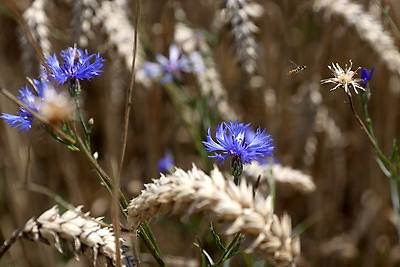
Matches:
[287,60,306,75]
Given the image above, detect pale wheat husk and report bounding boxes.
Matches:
[243,162,316,194]
[21,205,131,267]
[127,164,300,266]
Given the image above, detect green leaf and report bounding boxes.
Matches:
[210,222,225,251]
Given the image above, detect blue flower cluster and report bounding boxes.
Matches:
[142,44,203,84]
[1,47,104,131]
[203,120,275,165]
[1,79,48,131]
[157,152,175,174]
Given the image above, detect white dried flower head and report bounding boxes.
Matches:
[321,60,364,96]
[21,206,131,267]
[39,89,75,124]
[127,164,300,265]
[243,162,316,194]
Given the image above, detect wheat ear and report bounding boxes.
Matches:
[127,164,300,266]
[218,0,264,76]
[20,0,51,74]
[20,206,132,267]
[243,162,316,194]
[72,0,101,47]
[97,0,147,85]
[313,0,400,77]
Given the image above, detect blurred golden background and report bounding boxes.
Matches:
[0,0,400,266]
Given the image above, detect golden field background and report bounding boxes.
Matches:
[0,0,400,266]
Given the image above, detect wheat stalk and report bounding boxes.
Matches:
[217,0,264,76]
[127,164,300,266]
[313,0,400,77]
[19,205,132,267]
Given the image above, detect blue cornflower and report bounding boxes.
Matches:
[361,67,375,87]
[203,121,275,165]
[1,79,48,131]
[157,152,175,174]
[142,44,202,84]
[42,47,104,84]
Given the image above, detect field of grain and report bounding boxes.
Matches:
[0,0,399,266]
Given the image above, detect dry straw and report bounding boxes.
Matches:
[20,206,131,267]
[218,0,264,76]
[313,0,400,77]
[243,162,316,194]
[127,164,300,266]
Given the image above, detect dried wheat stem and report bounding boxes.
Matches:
[0,230,22,259]
[313,0,400,77]
[218,0,264,76]
[21,206,131,267]
[127,164,300,265]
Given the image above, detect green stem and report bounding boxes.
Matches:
[352,93,400,242]
[69,80,92,152]
[137,226,166,266]
[348,94,397,179]
[164,83,208,161]
[390,179,400,243]
[212,233,243,266]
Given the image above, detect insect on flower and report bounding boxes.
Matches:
[287,60,306,75]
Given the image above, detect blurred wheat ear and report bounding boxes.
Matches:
[2,205,135,267]
[127,164,300,266]
[217,0,264,76]
[313,0,400,77]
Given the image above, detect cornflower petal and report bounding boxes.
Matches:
[142,44,202,84]
[169,44,180,63]
[0,112,32,132]
[157,153,175,174]
[361,67,375,87]
[143,62,164,77]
